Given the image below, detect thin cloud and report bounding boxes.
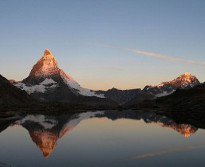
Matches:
[126,48,205,66]
[78,66,123,71]
[104,44,205,66]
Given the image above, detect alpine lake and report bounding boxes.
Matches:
[0,110,205,167]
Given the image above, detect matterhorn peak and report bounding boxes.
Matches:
[42,49,56,60]
[29,49,59,77]
[15,49,104,98]
[44,49,52,56]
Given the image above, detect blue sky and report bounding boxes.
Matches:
[0,0,205,90]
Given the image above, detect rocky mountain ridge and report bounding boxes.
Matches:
[96,72,200,105]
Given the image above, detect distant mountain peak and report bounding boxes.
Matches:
[158,72,199,88]
[178,72,194,80]
[141,72,200,98]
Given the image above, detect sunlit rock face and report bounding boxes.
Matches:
[158,72,200,89]
[29,49,62,78]
[29,49,74,82]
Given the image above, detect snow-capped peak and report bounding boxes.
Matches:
[142,72,200,98]
[15,49,104,98]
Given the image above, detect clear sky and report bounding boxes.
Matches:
[0,0,205,90]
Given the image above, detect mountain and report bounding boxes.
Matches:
[95,88,142,105]
[16,49,104,98]
[14,49,116,108]
[143,72,200,97]
[95,73,200,106]
[0,74,35,110]
[9,49,200,108]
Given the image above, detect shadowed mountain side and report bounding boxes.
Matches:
[0,75,37,111]
[122,93,155,108]
[154,83,205,128]
[96,88,142,105]
[157,83,205,110]
[0,73,118,112]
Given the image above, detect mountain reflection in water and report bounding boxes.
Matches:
[0,110,199,158]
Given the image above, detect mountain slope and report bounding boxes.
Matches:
[0,74,35,109]
[157,83,205,112]
[154,83,205,128]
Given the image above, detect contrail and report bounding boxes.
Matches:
[126,48,205,66]
[104,44,205,66]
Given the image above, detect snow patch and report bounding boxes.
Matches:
[156,90,175,97]
[40,78,57,85]
[14,78,58,94]
[62,76,105,98]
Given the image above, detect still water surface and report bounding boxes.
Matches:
[0,110,204,167]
